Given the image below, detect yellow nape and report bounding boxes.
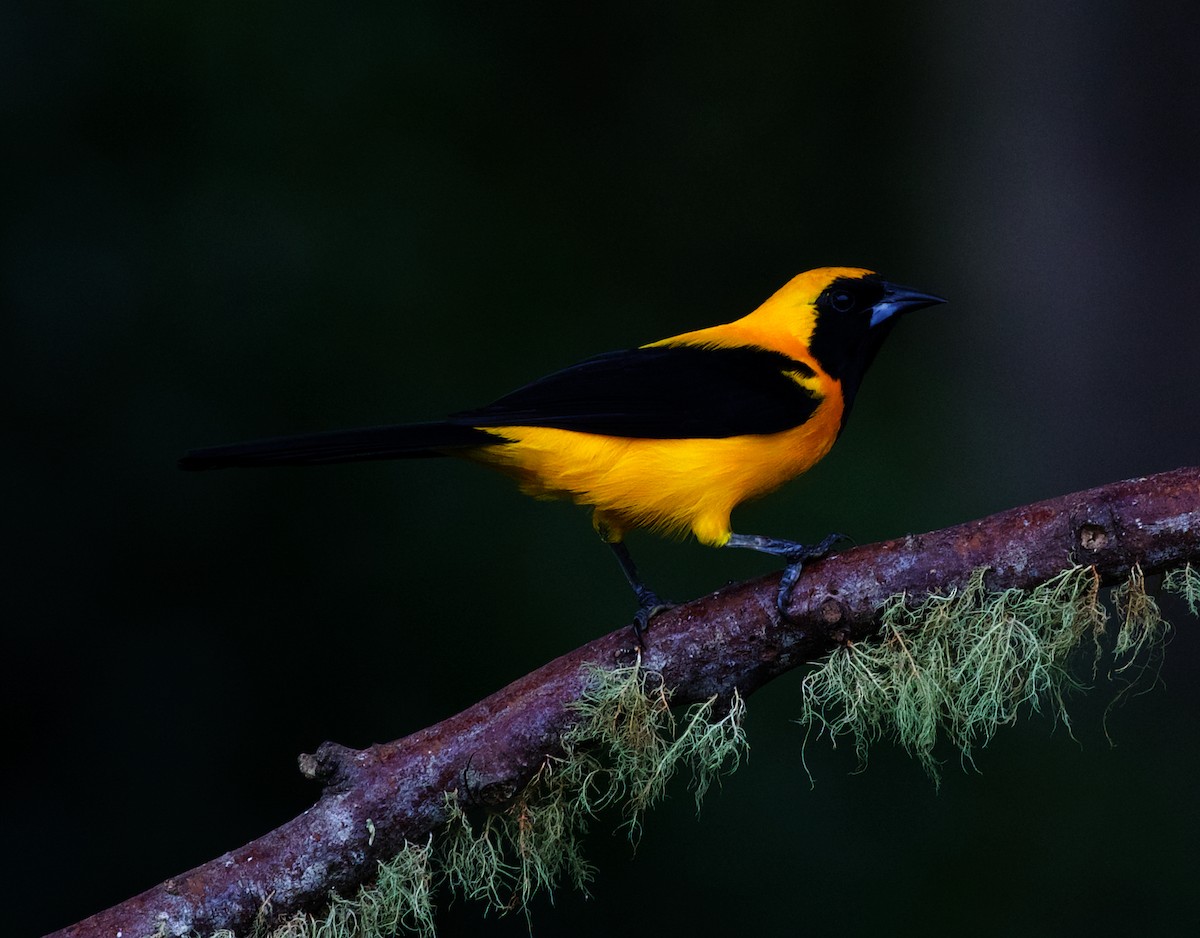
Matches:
[645,266,876,370]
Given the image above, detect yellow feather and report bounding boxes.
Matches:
[467,268,864,545]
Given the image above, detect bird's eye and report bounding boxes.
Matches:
[817,277,884,318]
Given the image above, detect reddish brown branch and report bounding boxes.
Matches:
[51,466,1200,938]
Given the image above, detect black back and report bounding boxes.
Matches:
[451,344,821,439]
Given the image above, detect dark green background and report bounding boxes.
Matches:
[7,2,1199,935]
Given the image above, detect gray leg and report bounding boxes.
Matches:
[724,532,851,616]
[607,540,673,643]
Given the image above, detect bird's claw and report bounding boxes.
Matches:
[632,590,675,646]
[775,532,853,619]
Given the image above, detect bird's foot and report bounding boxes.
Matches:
[632,588,675,647]
[774,532,854,617]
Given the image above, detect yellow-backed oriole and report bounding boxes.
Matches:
[181,266,945,633]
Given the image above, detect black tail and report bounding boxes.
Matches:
[178,421,501,470]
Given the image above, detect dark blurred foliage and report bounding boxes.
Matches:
[5,1,1199,935]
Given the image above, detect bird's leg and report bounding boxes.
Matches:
[724,531,852,617]
[607,540,674,643]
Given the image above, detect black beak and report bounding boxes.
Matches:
[870,282,947,327]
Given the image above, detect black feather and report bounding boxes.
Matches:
[179,345,822,471]
[451,345,820,438]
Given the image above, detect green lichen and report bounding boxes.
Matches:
[561,661,748,826]
[201,661,746,938]
[1109,564,1171,668]
[670,689,749,812]
[1163,561,1200,616]
[209,839,436,938]
[201,560,1197,937]
[436,659,748,919]
[796,563,1180,783]
[439,761,594,918]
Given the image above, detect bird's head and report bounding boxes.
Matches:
[806,266,944,376]
[765,266,945,412]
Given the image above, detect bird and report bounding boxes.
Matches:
[180,266,945,637]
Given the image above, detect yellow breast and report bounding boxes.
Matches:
[468,388,843,546]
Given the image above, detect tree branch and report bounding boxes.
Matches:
[51,466,1200,938]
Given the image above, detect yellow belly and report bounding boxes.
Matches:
[467,396,843,546]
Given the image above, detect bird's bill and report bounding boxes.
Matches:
[870,282,948,327]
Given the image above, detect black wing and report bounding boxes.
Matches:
[450,345,821,439]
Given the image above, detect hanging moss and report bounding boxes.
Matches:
[795,564,1179,783]
[201,561,1195,937]
[209,838,437,938]
[436,658,748,918]
[1163,561,1200,616]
